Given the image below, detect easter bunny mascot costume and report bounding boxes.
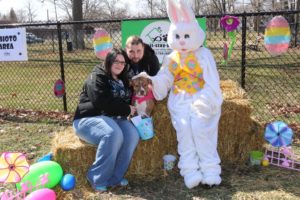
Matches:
[136,0,223,189]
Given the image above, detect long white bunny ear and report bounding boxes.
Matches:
[167,0,179,23]
[178,0,196,23]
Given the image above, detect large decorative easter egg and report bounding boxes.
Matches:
[24,188,56,200]
[93,29,113,60]
[16,161,63,192]
[60,173,76,191]
[264,16,291,56]
[53,79,65,98]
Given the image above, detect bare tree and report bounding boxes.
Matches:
[56,0,72,20]
[45,0,126,20]
[147,0,155,17]
[193,0,201,15]
[16,9,28,23]
[156,0,167,17]
[138,0,165,17]
[26,1,37,22]
[82,0,103,20]
[72,0,85,49]
[249,0,262,32]
[54,0,103,20]
[42,0,72,20]
[44,0,85,48]
[101,0,128,19]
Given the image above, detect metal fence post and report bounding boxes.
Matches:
[57,22,68,112]
[294,12,299,47]
[241,13,247,89]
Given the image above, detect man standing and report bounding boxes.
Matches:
[124,36,160,78]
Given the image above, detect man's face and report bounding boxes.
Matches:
[126,43,144,64]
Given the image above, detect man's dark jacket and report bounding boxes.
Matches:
[125,44,160,78]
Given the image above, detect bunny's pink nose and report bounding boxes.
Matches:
[179,41,185,46]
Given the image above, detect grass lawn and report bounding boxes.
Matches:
[0,118,300,199]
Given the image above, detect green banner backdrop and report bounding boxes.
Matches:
[121,18,206,63]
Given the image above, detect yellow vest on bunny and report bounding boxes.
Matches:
[168,52,205,94]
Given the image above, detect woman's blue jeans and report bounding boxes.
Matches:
[73,115,140,187]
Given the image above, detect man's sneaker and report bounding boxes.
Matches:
[119,178,129,186]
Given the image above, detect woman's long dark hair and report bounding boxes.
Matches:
[104,48,129,86]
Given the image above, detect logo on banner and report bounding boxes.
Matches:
[140,21,172,63]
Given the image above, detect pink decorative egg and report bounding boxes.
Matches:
[93,29,113,60]
[24,188,56,200]
[53,79,65,98]
[264,16,291,56]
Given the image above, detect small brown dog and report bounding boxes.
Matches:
[131,76,155,118]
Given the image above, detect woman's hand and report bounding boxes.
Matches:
[129,105,137,117]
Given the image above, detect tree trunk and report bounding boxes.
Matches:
[72,0,85,49]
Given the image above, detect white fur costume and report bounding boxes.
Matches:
[138,0,223,189]
[151,48,222,188]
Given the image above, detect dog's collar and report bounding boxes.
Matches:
[132,89,154,104]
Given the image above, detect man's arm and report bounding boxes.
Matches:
[149,53,160,76]
[144,44,160,76]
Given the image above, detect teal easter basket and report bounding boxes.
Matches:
[136,117,154,140]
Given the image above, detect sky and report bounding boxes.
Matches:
[0,0,63,21]
[0,0,139,21]
[0,0,249,21]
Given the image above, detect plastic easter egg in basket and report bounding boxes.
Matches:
[264,16,291,56]
[93,29,113,60]
[261,156,269,167]
[54,79,65,98]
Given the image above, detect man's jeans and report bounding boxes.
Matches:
[73,115,139,187]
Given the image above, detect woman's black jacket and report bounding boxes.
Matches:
[73,66,131,120]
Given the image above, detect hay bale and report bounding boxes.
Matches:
[218,80,264,165]
[52,79,264,183]
[126,98,178,178]
[52,128,94,186]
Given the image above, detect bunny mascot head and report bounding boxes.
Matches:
[135,0,223,189]
[167,0,205,54]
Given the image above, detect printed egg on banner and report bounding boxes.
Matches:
[264,16,291,56]
[93,29,113,60]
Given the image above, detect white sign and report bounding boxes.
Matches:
[140,21,172,64]
[0,28,28,61]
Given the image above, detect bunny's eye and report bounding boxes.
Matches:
[175,34,180,39]
[184,34,190,39]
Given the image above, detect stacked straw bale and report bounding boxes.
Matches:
[218,80,264,165]
[52,80,264,184]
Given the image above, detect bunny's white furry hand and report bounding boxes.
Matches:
[132,72,151,80]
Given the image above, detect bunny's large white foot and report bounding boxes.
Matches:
[201,175,221,186]
[184,171,202,189]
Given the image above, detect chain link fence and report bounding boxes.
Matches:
[0,11,299,126]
